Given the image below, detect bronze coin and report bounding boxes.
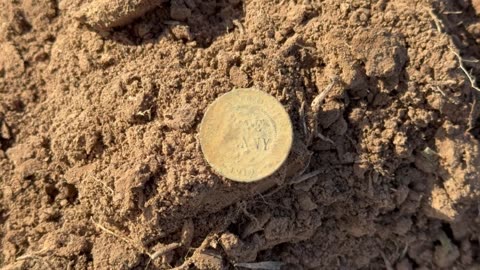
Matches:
[199,88,293,182]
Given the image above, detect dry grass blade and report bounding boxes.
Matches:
[234,261,285,270]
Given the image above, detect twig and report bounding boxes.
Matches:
[91,218,148,255]
[93,217,182,270]
[379,250,394,270]
[432,85,446,97]
[145,246,180,270]
[450,47,480,135]
[234,261,285,270]
[430,80,457,86]
[428,7,480,130]
[442,11,463,15]
[450,49,480,93]
[291,169,323,185]
[89,176,114,195]
[428,9,444,33]
[462,58,480,63]
[170,234,217,270]
[17,255,53,270]
[430,2,476,87]
[299,100,308,136]
[308,76,338,144]
[400,242,409,259]
[317,132,335,144]
[237,201,260,229]
[150,242,181,260]
[468,94,479,131]
[16,247,50,259]
[16,248,53,270]
[311,77,337,113]
[144,219,195,269]
[232,19,245,35]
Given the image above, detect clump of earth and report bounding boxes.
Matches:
[1,0,480,269]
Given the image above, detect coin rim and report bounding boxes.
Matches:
[199,88,293,182]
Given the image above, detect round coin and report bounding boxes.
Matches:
[199,88,293,182]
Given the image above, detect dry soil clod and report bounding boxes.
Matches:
[75,0,165,31]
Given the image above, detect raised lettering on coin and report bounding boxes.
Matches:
[199,88,293,182]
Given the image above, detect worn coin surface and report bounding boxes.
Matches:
[199,88,293,182]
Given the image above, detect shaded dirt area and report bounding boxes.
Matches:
[1,0,480,269]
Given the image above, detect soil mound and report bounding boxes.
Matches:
[1,0,480,269]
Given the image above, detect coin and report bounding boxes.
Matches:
[199,88,293,182]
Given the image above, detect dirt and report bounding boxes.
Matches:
[1,0,480,269]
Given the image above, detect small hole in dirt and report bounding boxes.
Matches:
[64,183,79,203]
[0,209,7,224]
[409,257,420,268]
[0,138,14,152]
[85,250,94,263]
[45,184,59,203]
[470,123,480,140]
[46,212,61,222]
[226,222,240,236]
[24,175,35,181]
[470,238,480,261]
[142,174,162,204]
[440,222,460,245]
[441,222,454,238]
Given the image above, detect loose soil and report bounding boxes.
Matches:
[1,0,480,269]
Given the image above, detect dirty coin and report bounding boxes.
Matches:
[199,88,293,182]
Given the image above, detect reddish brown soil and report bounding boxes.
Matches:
[1,0,480,269]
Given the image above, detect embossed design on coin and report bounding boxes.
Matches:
[199,88,293,182]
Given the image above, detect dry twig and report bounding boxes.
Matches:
[290,169,323,185]
[16,248,53,270]
[150,243,182,260]
[91,217,149,255]
[232,19,245,35]
[89,176,114,195]
[234,261,285,270]
[450,49,480,93]
[170,234,217,270]
[308,76,338,144]
[379,250,394,270]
